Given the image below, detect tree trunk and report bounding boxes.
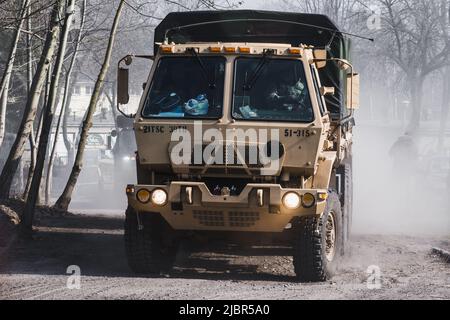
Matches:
[0,0,64,200]
[0,76,10,148]
[44,74,66,204]
[438,68,450,149]
[23,6,34,200]
[0,0,31,147]
[62,71,78,164]
[46,0,86,204]
[55,0,126,211]
[23,63,50,201]
[407,77,424,133]
[22,0,76,233]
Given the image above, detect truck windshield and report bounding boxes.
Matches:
[142,56,226,119]
[232,57,314,122]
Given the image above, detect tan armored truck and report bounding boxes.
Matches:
[116,10,360,282]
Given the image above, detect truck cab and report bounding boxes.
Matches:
[117,10,359,281]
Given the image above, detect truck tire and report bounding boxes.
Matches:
[124,206,178,274]
[293,192,343,282]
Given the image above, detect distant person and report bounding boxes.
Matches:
[389,132,419,176]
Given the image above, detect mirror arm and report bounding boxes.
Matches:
[116,104,135,118]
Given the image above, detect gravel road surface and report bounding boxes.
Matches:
[0,212,449,300]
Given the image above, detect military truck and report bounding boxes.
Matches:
[117,10,360,282]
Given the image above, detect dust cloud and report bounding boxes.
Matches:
[353,123,450,236]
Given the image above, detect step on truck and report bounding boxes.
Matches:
[116,10,360,282]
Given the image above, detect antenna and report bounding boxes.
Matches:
[164,18,375,44]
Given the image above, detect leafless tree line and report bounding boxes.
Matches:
[281,0,450,142]
[0,0,238,235]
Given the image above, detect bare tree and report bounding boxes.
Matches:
[0,0,65,199]
[376,0,450,132]
[0,0,31,147]
[55,0,126,211]
[22,0,76,233]
[46,0,86,203]
[280,0,366,32]
[23,4,35,199]
[62,71,78,162]
[23,74,48,201]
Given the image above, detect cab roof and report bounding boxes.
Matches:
[154,10,344,55]
[154,10,350,119]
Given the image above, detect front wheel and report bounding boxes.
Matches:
[293,192,343,282]
[124,207,178,274]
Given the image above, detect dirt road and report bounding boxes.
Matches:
[0,212,449,300]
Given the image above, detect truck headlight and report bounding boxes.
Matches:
[283,192,300,209]
[151,189,168,206]
[136,189,151,203]
[302,193,316,208]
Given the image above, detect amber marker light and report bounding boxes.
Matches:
[318,192,328,201]
[239,47,251,53]
[136,189,151,204]
[224,46,236,53]
[161,46,173,53]
[302,193,316,208]
[209,46,222,53]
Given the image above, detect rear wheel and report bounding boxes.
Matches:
[124,206,178,274]
[293,192,343,282]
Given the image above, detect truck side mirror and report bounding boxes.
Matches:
[117,67,130,105]
[346,73,360,110]
[313,49,327,69]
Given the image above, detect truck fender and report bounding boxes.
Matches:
[312,152,337,190]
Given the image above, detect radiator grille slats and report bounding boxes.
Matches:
[193,210,225,227]
[192,210,260,228]
[229,211,260,227]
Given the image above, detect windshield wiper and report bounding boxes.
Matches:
[243,49,276,91]
[186,47,216,89]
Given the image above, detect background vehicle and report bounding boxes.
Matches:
[117,10,359,281]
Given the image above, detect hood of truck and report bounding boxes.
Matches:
[134,120,323,177]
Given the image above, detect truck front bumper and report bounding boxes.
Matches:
[126,182,328,233]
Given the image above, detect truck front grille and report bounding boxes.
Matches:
[193,210,225,227]
[192,210,260,228]
[228,211,260,227]
[191,144,264,168]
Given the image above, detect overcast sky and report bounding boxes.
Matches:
[240,0,279,10]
